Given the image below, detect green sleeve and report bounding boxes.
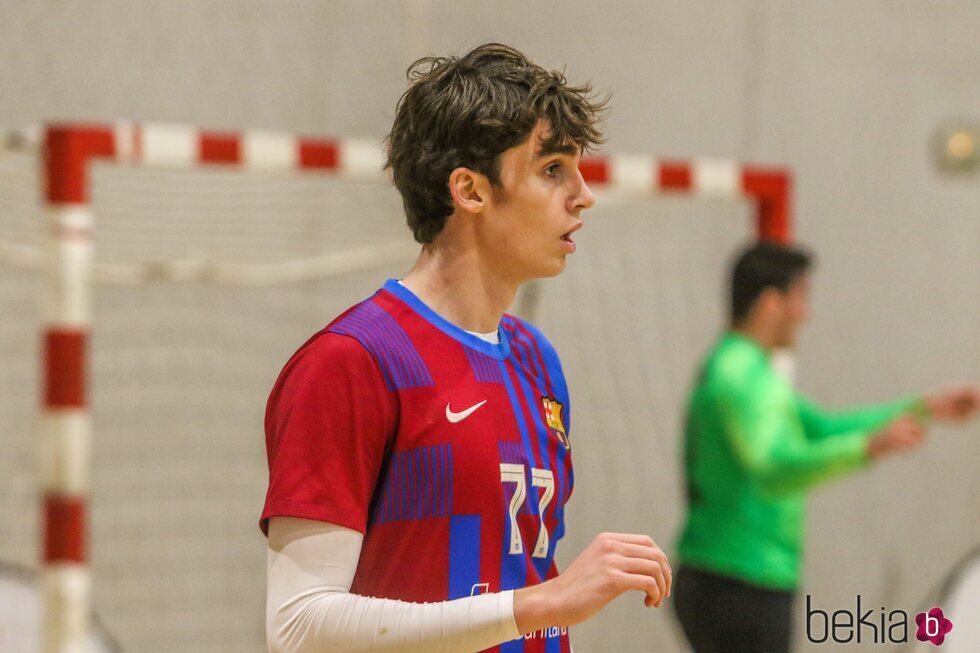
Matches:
[715,370,872,496]
[795,394,926,441]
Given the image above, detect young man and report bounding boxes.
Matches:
[260,44,671,653]
[673,242,980,653]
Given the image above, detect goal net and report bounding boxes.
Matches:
[0,123,781,653]
[527,190,754,651]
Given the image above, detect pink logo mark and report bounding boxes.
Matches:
[915,607,953,646]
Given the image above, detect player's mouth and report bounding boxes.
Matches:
[560,222,583,252]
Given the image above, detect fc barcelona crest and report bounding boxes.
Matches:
[541,397,569,449]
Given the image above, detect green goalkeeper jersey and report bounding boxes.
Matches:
[676,332,922,590]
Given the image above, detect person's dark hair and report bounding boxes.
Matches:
[730,241,813,324]
[384,42,607,244]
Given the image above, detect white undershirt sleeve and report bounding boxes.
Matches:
[266,516,523,653]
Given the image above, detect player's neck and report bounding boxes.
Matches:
[401,245,517,334]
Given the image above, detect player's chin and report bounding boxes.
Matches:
[546,254,569,277]
[524,248,569,280]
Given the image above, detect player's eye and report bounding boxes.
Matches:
[545,162,561,178]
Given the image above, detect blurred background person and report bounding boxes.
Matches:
[673,241,980,653]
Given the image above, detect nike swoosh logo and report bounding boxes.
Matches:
[446,400,487,423]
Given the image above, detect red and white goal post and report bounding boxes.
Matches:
[16,121,791,652]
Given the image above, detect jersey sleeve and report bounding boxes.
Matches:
[795,393,926,441]
[714,360,871,496]
[260,332,396,536]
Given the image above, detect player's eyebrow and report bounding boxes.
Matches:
[534,142,579,159]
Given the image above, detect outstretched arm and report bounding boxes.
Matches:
[718,382,875,495]
[796,384,980,444]
[795,393,925,441]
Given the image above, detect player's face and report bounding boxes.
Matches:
[479,121,595,283]
[775,275,811,347]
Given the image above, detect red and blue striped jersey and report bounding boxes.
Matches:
[261,279,574,652]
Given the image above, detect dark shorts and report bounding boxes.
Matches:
[673,565,795,653]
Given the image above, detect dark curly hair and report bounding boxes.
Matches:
[384,43,608,244]
[730,242,813,324]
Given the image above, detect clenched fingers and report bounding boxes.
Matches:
[613,542,672,597]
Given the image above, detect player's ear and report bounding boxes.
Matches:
[448,167,490,214]
[755,287,783,317]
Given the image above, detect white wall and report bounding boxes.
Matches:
[1,1,977,651]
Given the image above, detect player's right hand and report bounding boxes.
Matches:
[513,532,671,634]
[923,384,980,423]
[866,415,926,460]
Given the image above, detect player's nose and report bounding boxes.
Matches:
[571,169,596,212]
